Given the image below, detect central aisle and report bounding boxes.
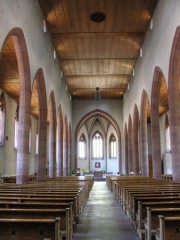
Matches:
[73,181,138,240]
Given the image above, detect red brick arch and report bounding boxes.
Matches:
[33,68,47,181]
[74,109,122,174]
[151,66,167,179]
[168,26,180,182]
[133,104,140,175]
[1,28,31,184]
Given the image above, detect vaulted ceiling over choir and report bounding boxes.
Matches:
[38,0,158,100]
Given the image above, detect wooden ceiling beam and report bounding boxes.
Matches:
[70,87,126,90]
[53,32,144,39]
[60,58,136,61]
[64,74,130,78]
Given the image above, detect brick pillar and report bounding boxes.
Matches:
[35,69,47,182]
[48,92,56,178]
[140,90,149,177]
[168,26,180,182]
[56,105,63,176]
[151,67,164,180]
[133,104,140,175]
[124,123,129,175]
[68,123,72,176]
[118,133,122,175]
[16,102,30,184]
[151,114,161,179]
[128,116,133,173]
[66,124,69,176]
[63,115,68,176]
[9,28,31,184]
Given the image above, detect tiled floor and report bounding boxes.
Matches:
[73,181,138,240]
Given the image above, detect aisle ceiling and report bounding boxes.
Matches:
[38,0,158,100]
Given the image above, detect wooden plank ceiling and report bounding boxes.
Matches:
[39,0,158,100]
[0,0,169,119]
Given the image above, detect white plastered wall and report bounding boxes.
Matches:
[122,0,180,174]
[0,0,72,176]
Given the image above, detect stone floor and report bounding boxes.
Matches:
[72,181,138,240]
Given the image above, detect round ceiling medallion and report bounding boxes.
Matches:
[90,12,106,23]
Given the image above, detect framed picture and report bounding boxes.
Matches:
[95,162,101,168]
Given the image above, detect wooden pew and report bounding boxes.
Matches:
[145,207,180,240]
[0,185,88,213]
[0,196,79,223]
[0,217,61,240]
[131,195,180,223]
[136,200,180,239]
[0,208,71,240]
[155,215,180,240]
[0,201,75,230]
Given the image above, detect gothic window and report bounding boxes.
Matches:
[92,131,103,159]
[0,93,5,145]
[79,134,86,159]
[109,134,117,158]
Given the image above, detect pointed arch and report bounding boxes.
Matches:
[151,66,168,179]
[48,91,56,178]
[133,104,140,175]
[74,109,122,174]
[1,28,31,184]
[33,68,47,181]
[56,105,63,176]
[168,26,180,182]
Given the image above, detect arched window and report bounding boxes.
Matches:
[79,134,86,159]
[165,115,171,152]
[14,105,19,149]
[0,92,5,145]
[109,134,117,158]
[92,131,103,159]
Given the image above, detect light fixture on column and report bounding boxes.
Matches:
[70,95,72,101]
[127,83,130,90]
[140,48,143,58]
[53,50,56,60]
[150,18,153,30]
[124,94,126,100]
[95,87,101,100]
[43,20,47,33]
[60,70,63,79]
[132,68,135,77]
